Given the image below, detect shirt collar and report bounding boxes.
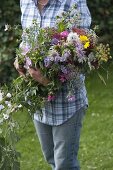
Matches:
[33,0,63,4]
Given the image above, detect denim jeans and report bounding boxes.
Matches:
[33,108,85,170]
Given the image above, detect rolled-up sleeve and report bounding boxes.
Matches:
[77,0,92,28]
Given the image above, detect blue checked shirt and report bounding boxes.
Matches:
[20,0,91,125]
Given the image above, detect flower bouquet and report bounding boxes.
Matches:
[9,4,111,114]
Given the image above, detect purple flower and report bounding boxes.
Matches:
[50,51,61,63]
[63,51,71,58]
[60,65,68,74]
[54,56,61,62]
[21,45,30,55]
[44,57,51,67]
[75,42,85,59]
[24,57,32,69]
[51,38,59,45]
[61,51,71,62]
[51,51,59,58]
[60,56,68,62]
[60,58,65,62]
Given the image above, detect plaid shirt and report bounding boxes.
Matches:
[20,0,91,125]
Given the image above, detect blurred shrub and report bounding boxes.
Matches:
[0,0,113,84]
[0,0,20,84]
[88,0,113,45]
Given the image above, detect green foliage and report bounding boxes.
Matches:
[0,0,20,84]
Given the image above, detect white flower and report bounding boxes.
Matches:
[5,101,9,105]
[18,104,22,108]
[3,113,9,120]
[6,93,12,98]
[4,24,11,31]
[7,103,12,108]
[0,104,4,111]
[5,101,12,107]
[67,32,80,43]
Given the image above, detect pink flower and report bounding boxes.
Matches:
[59,74,67,83]
[59,74,68,83]
[47,95,55,101]
[53,31,69,40]
[60,31,69,38]
[59,77,66,82]
[67,95,75,101]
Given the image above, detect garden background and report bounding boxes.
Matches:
[0,0,113,170]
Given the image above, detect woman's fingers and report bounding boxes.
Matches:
[14,57,25,76]
[14,57,19,70]
[28,68,41,79]
[28,68,50,86]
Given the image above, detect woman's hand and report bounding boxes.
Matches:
[14,57,25,76]
[28,67,50,86]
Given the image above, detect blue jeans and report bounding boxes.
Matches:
[33,108,85,170]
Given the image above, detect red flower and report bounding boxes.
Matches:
[53,33,61,40]
[72,27,86,35]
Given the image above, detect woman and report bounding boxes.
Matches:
[14,0,91,169]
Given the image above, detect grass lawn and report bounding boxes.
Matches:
[16,65,113,170]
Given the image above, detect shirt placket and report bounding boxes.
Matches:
[35,0,55,28]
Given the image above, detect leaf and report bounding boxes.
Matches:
[39,61,44,69]
[57,22,65,32]
[97,72,107,85]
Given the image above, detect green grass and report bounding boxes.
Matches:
[16,65,113,170]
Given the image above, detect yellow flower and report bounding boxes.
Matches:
[84,42,90,49]
[80,35,90,48]
[80,35,89,42]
